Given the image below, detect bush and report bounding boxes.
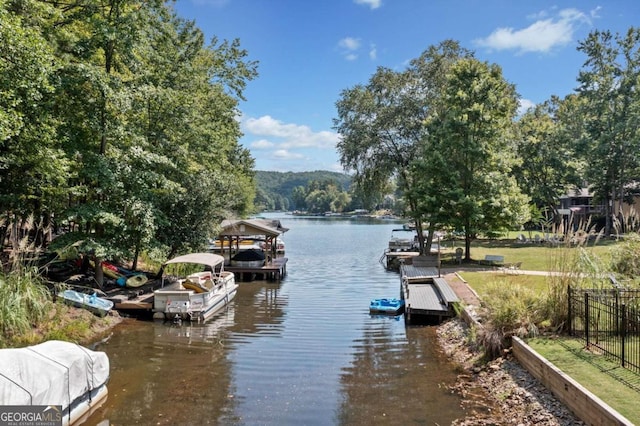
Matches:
[610,234,640,279]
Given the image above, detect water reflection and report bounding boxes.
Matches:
[85,215,468,425]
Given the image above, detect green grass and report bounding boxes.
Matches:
[527,337,640,424]
[458,271,549,296]
[441,237,616,271]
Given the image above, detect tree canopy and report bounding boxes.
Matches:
[0,0,257,265]
[335,27,640,259]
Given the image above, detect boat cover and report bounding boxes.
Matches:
[232,249,265,261]
[0,340,109,408]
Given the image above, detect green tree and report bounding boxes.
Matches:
[576,28,640,235]
[0,1,68,247]
[413,58,529,260]
[513,97,582,221]
[291,186,307,210]
[334,40,473,253]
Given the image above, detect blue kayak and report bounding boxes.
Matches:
[369,298,405,315]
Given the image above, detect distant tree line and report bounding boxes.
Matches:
[255,170,406,214]
[254,171,349,212]
[335,30,640,259]
[0,1,257,266]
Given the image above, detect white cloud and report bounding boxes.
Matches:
[243,115,340,150]
[369,43,377,60]
[338,37,361,60]
[474,8,591,54]
[338,37,378,61]
[272,150,305,160]
[354,0,381,10]
[339,37,361,51]
[250,139,274,149]
[517,98,536,116]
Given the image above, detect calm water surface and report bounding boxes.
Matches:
[85,214,467,425]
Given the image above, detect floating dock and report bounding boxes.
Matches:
[400,265,459,324]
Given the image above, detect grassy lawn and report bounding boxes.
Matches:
[440,237,617,271]
[457,271,549,296]
[527,337,640,424]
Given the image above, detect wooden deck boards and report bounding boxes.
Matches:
[400,265,458,323]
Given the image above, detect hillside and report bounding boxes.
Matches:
[255,170,352,211]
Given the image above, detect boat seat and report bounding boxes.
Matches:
[182,280,208,293]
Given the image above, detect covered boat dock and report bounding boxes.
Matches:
[216,218,289,281]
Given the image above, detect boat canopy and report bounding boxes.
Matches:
[164,252,225,268]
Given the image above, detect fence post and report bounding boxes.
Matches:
[585,292,590,347]
[621,303,626,369]
[567,285,572,335]
[615,291,620,336]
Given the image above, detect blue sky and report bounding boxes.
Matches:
[172,0,639,173]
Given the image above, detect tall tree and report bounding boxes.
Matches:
[413,58,529,260]
[513,97,582,218]
[0,0,68,247]
[576,28,640,235]
[334,40,473,253]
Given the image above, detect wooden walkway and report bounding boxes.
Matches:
[226,257,288,282]
[400,265,459,324]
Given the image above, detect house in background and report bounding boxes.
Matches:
[557,187,604,229]
[557,185,640,232]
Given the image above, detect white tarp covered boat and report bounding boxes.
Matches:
[0,340,109,426]
[153,252,238,321]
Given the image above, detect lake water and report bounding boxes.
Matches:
[85,213,469,425]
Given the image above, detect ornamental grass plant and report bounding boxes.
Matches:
[0,215,57,347]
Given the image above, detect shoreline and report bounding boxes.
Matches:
[437,318,584,425]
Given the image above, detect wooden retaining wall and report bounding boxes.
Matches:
[512,337,633,426]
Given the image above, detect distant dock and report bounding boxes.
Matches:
[226,257,288,282]
[400,264,459,324]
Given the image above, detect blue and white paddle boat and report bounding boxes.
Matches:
[59,289,114,317]
[369,298,405,315]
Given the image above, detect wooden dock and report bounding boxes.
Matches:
[226,257,288,282]
[400,265,459,324]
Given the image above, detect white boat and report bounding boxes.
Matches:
[153,252,238,322]
[0,340,109,426]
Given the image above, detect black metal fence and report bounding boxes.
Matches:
[568,286,640,375]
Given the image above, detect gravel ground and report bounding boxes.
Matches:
[437,318,586,425]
